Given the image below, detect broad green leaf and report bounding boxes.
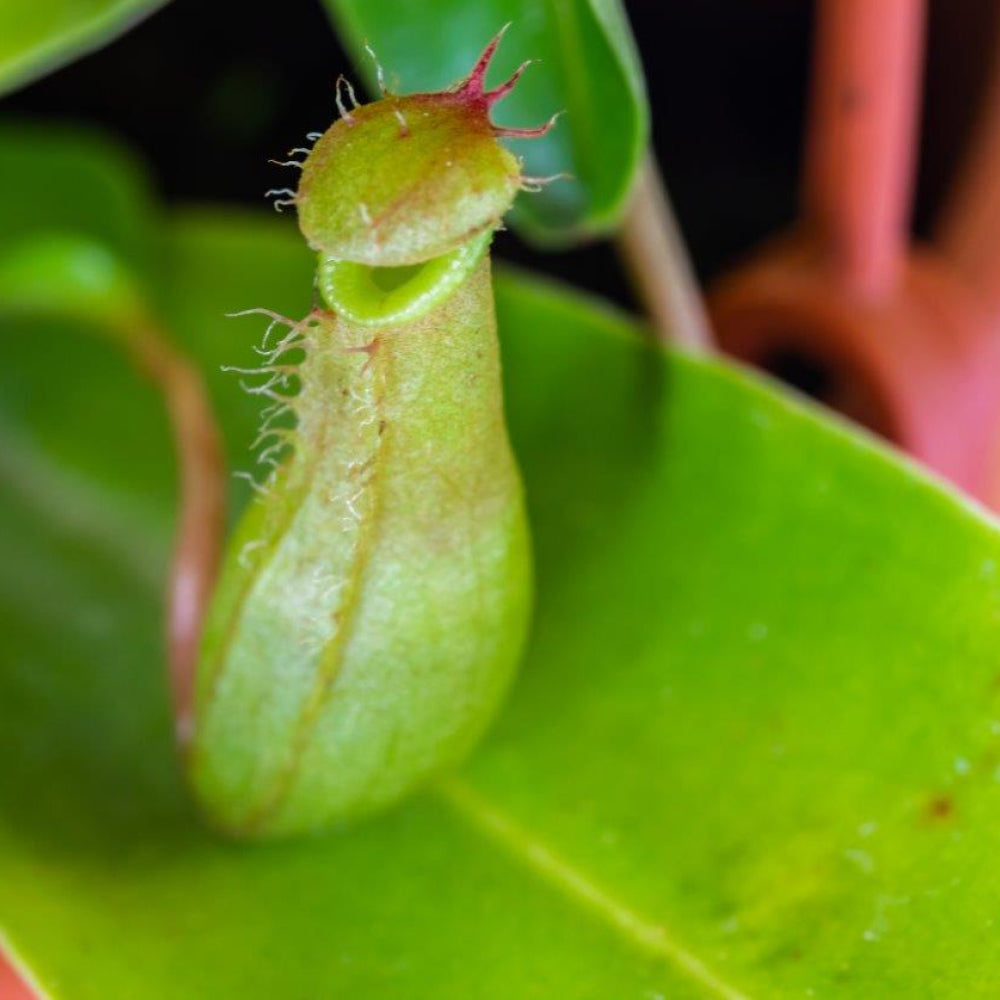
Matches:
[321,0,648,244]
[0,0,166,98]
[3,207,1000,996]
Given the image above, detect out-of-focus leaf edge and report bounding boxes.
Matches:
[0,0,169,99]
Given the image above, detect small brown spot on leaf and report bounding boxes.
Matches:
[925,795,954,822]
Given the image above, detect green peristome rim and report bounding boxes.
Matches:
[316,229,492,327]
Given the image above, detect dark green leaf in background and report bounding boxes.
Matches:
[0,0,166,98]
[2,164,1000,993]
[321,0,649,244]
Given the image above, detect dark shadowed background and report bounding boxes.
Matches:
[2,0,996,317]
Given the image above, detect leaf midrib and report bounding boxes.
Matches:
[433,775,751,999]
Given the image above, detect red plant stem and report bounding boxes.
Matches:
[128,322,226,746]
[802,0,926,301]
[937,21,1000,323]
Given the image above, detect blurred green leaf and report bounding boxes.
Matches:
[3,191,1000,994]
[0,124,155,272]
[0,127,289,517]
[0,0,166,98]
[0,126,169,534]
[321,0,648,244]
[0,235,148,327]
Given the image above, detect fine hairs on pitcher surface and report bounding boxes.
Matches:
[184,29,563,838]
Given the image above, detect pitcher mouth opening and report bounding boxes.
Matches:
[317,229,492,326]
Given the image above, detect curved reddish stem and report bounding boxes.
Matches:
[802,0,926,300]
[937,20,1000,323]
[128,324,226,746]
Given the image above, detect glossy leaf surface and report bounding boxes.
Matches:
[3,196,1000,995]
